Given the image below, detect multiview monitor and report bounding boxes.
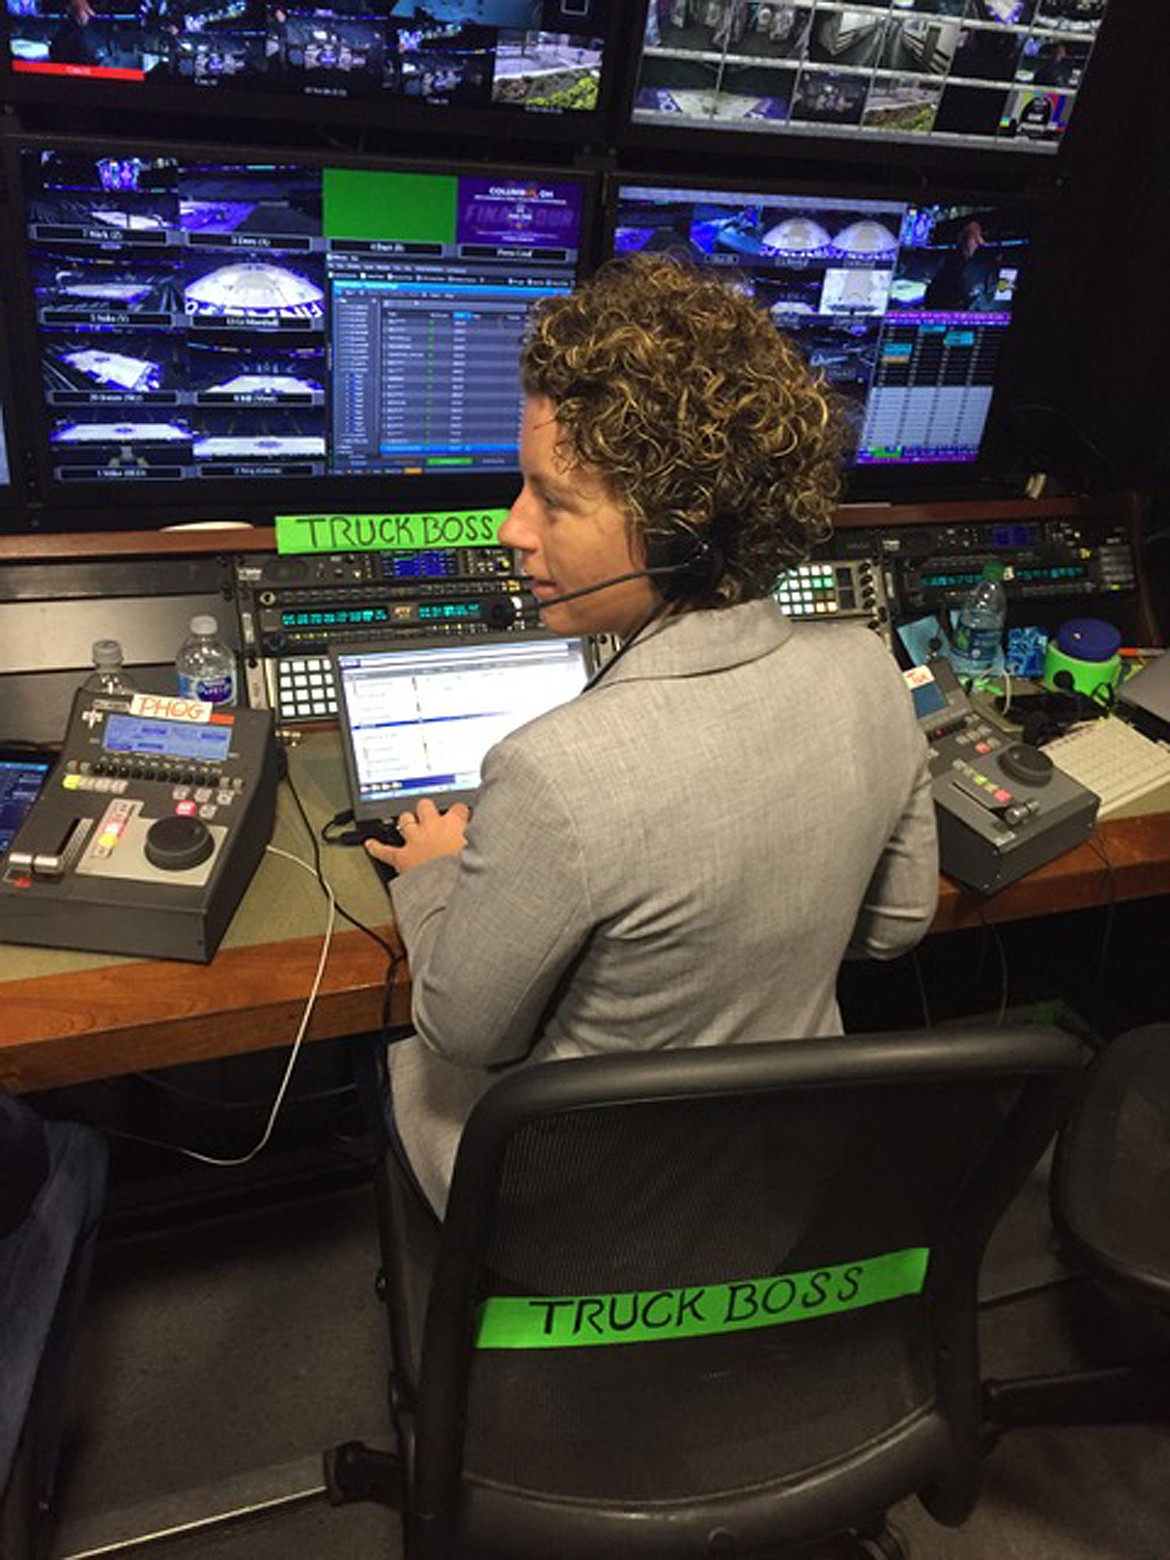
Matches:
[610,178,1032,471]
[11,139,590,498]
[2,0,613,140]
[628,0,1110,155]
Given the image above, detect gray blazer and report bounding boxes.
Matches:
[389,600,938,1213]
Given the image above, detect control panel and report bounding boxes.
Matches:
[772,558,890,642]
[234,547,537,722]
[871,514,1137,615]
[0,689,278,962]
[906,659,1098,893]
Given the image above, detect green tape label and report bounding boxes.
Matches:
[474,1246,929,1350]
[274,510,508,555]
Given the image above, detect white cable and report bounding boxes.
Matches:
[143,845,336,1168]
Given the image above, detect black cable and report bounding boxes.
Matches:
[1085,826,1119,1036]
[910,947,933,1030]
[581,600,671,694]
[94,1119,367,1164]
[130,1072,357,1111]
[978,1272,1089,1311]
[974,908,1011,1027]
[1007,402,1118,489]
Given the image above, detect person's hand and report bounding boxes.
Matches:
[365,798,469,876]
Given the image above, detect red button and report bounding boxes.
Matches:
[993,788,1012,804]
[175,800,197,816]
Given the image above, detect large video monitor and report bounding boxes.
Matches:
[7,136,593,513]
[623,0,1110,157]
[609,175,1034,479]
[1,1,616,145]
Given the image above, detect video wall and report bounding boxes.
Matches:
[16,143,587,490]
[629,0,1110,154]
[0,0,1127,526]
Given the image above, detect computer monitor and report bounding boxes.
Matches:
[608,175,1034,476]
[8,136,592,512]
[624,0,1110,157]
[1,0,617,145]
[333,631,592,818]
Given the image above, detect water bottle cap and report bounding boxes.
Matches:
[190,614,218,636]
[92,639,123,666]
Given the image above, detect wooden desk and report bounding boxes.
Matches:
[0,737,409,1093]
[932,811,1170,931]
[3,741,1169,1094]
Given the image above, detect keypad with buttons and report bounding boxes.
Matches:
[277,656,338,721]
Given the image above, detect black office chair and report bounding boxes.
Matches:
[334,1025,1085,1560]
[985,1022,1170,1430]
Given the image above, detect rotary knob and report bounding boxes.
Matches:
[998,743,1054,787]
[144,815,214,871]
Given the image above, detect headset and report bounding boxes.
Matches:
[481,528,726,627]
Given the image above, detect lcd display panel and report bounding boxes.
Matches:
[17,143,588,491]
[611,177,1032,469]
[2,0,613,137]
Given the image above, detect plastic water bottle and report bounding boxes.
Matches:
[82,639,138,695]
[175,615,237,707]
[951,562,1007,679]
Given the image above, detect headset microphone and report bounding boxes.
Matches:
[479,536,724,629]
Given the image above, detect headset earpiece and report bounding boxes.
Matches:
[643,528,725,600]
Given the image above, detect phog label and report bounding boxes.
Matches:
[474,1246,930,1350]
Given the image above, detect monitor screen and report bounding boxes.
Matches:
[15,141,588,492]
[628,0,1109,155]
[0,754,52,854]
[2,0,613,138]
[611,178,1032,470]
[334,632,591,816]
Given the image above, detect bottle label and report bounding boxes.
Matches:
[953,624,999,666]
[177,673,235,706]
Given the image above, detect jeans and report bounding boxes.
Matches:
[0,1119,108,1495]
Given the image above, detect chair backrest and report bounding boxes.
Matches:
[407,1027,1085,1560]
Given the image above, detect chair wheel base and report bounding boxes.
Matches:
[854,1522,909,1560]
[322,1441,402,1509]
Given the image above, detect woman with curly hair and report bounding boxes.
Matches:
[368,253,937,1215]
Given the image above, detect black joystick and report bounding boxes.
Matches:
[999,742,1054,787]
[144,814,215,872]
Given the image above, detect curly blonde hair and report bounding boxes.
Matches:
[519,252,847,607]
